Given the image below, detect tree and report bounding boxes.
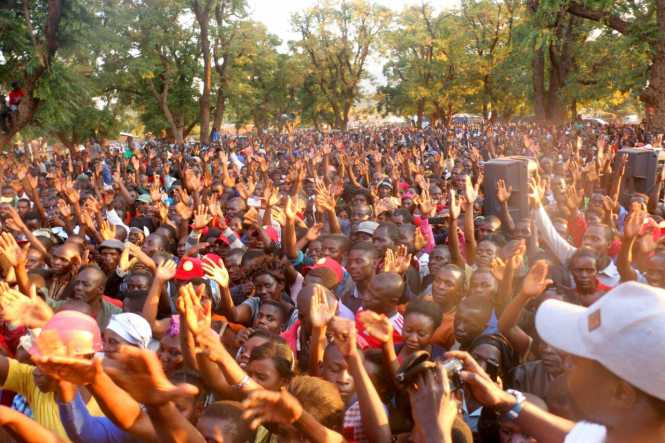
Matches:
[107,0,200,144]
[292,0,391,129]
[380,4,479,126]
[0,0,66,147]
[561,0,662,129]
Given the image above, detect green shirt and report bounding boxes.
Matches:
[47,299,122,330]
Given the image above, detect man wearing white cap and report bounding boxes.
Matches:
[449,281,665,443]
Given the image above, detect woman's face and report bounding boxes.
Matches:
[237,335,270,369]
[246,357,286,391]
[402,313,436,353]
[103,329,132,359]
[253,273,282,301]
[158,334,183,374]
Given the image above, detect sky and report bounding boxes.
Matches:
[246,0,460,86]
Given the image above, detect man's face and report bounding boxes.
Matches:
[128,230,144,246]
[98,248,120,272]
[33,365,57,393]
[141,234,164,256]
[581,226,610,256]
[428,247,451,276]
[321,345,354,403]
[566,355,619,425]
[372,227,394,255]
[16,200,30,217]
[432,268,462,308]
[469,271,498,299]
[225,198,245,220]
[363,278,393,314]
[347,249,375,283]
[570,256,597,296]
[351,205,371,223]
[454,304,490,349]
[645,255,665,289]
[475,241,497,269]
[72,268,103,304]
[50,246,77,276]
[321,239,344,263]
[26,248,45,270]
[478,221,500,241]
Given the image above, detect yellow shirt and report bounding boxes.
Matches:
[3,359,104,442]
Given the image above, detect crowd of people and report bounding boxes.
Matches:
[0,122,662,443]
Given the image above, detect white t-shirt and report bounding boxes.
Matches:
[564,422,607,443]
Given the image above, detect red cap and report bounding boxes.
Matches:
[175,257,205,281]
[311,257,344,285]
[203,253,224,267]
[263,225,280,243]
[30,310,102,357]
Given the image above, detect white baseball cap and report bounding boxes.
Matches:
[536,281,665,401]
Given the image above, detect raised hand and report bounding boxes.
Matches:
[463,175,477,204]
[201,256,229,288]
[118,247,138,273]
[309,285,336,329]
[149,177,162,203]
[193,204,211,230]
[57,199,72,219]
[0,232,27,267]
[623,209,645,240]
[104,345,199,406]
[99,220,116,241]
[358,310,393,344]
[284,196,298,220]
[383,245,412,274]
[174,202,193,221]
[305,223,324,242]
[328,316,357,357]
[155,259,177,281]
[177,283,211,334]
[496,179,512,204]
[242,389,303,430]
[448,189,461,220]
[314,182,336,212]
[520,260,553,298]
[0,284,53,328]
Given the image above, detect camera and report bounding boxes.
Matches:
[395,351,464,391]
[442,358,464,391]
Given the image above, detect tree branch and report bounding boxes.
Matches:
[566,1,630,34]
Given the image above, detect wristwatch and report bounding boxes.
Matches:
[500,389,526,421]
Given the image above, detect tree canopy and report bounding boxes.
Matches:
[0,0,658,145]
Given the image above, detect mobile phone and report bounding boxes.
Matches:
[247,197,262,208]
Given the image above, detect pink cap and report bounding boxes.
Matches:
[30,310,102,357]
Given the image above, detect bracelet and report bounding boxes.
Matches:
[233,374,250,390]
[500,389,526,421]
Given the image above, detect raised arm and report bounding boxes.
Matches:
[447,190,466,267]
[143,260,176,338]
[330,317,392,443]
[617,210,642,282]
[498,261,552,359]
[463,175,478,264]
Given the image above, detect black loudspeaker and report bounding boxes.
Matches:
[614,148,665,208]
[483,156,537,222]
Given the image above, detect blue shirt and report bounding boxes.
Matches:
[57,391,140,443]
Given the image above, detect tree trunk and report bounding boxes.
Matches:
[416,98,425,128]
[532,46,546,122]
[194,0,214,145]
[642,0,665,132]
[212,86,226,131]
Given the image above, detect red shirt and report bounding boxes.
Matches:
[8,89,24,106]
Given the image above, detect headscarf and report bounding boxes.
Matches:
[106,313,152,349]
